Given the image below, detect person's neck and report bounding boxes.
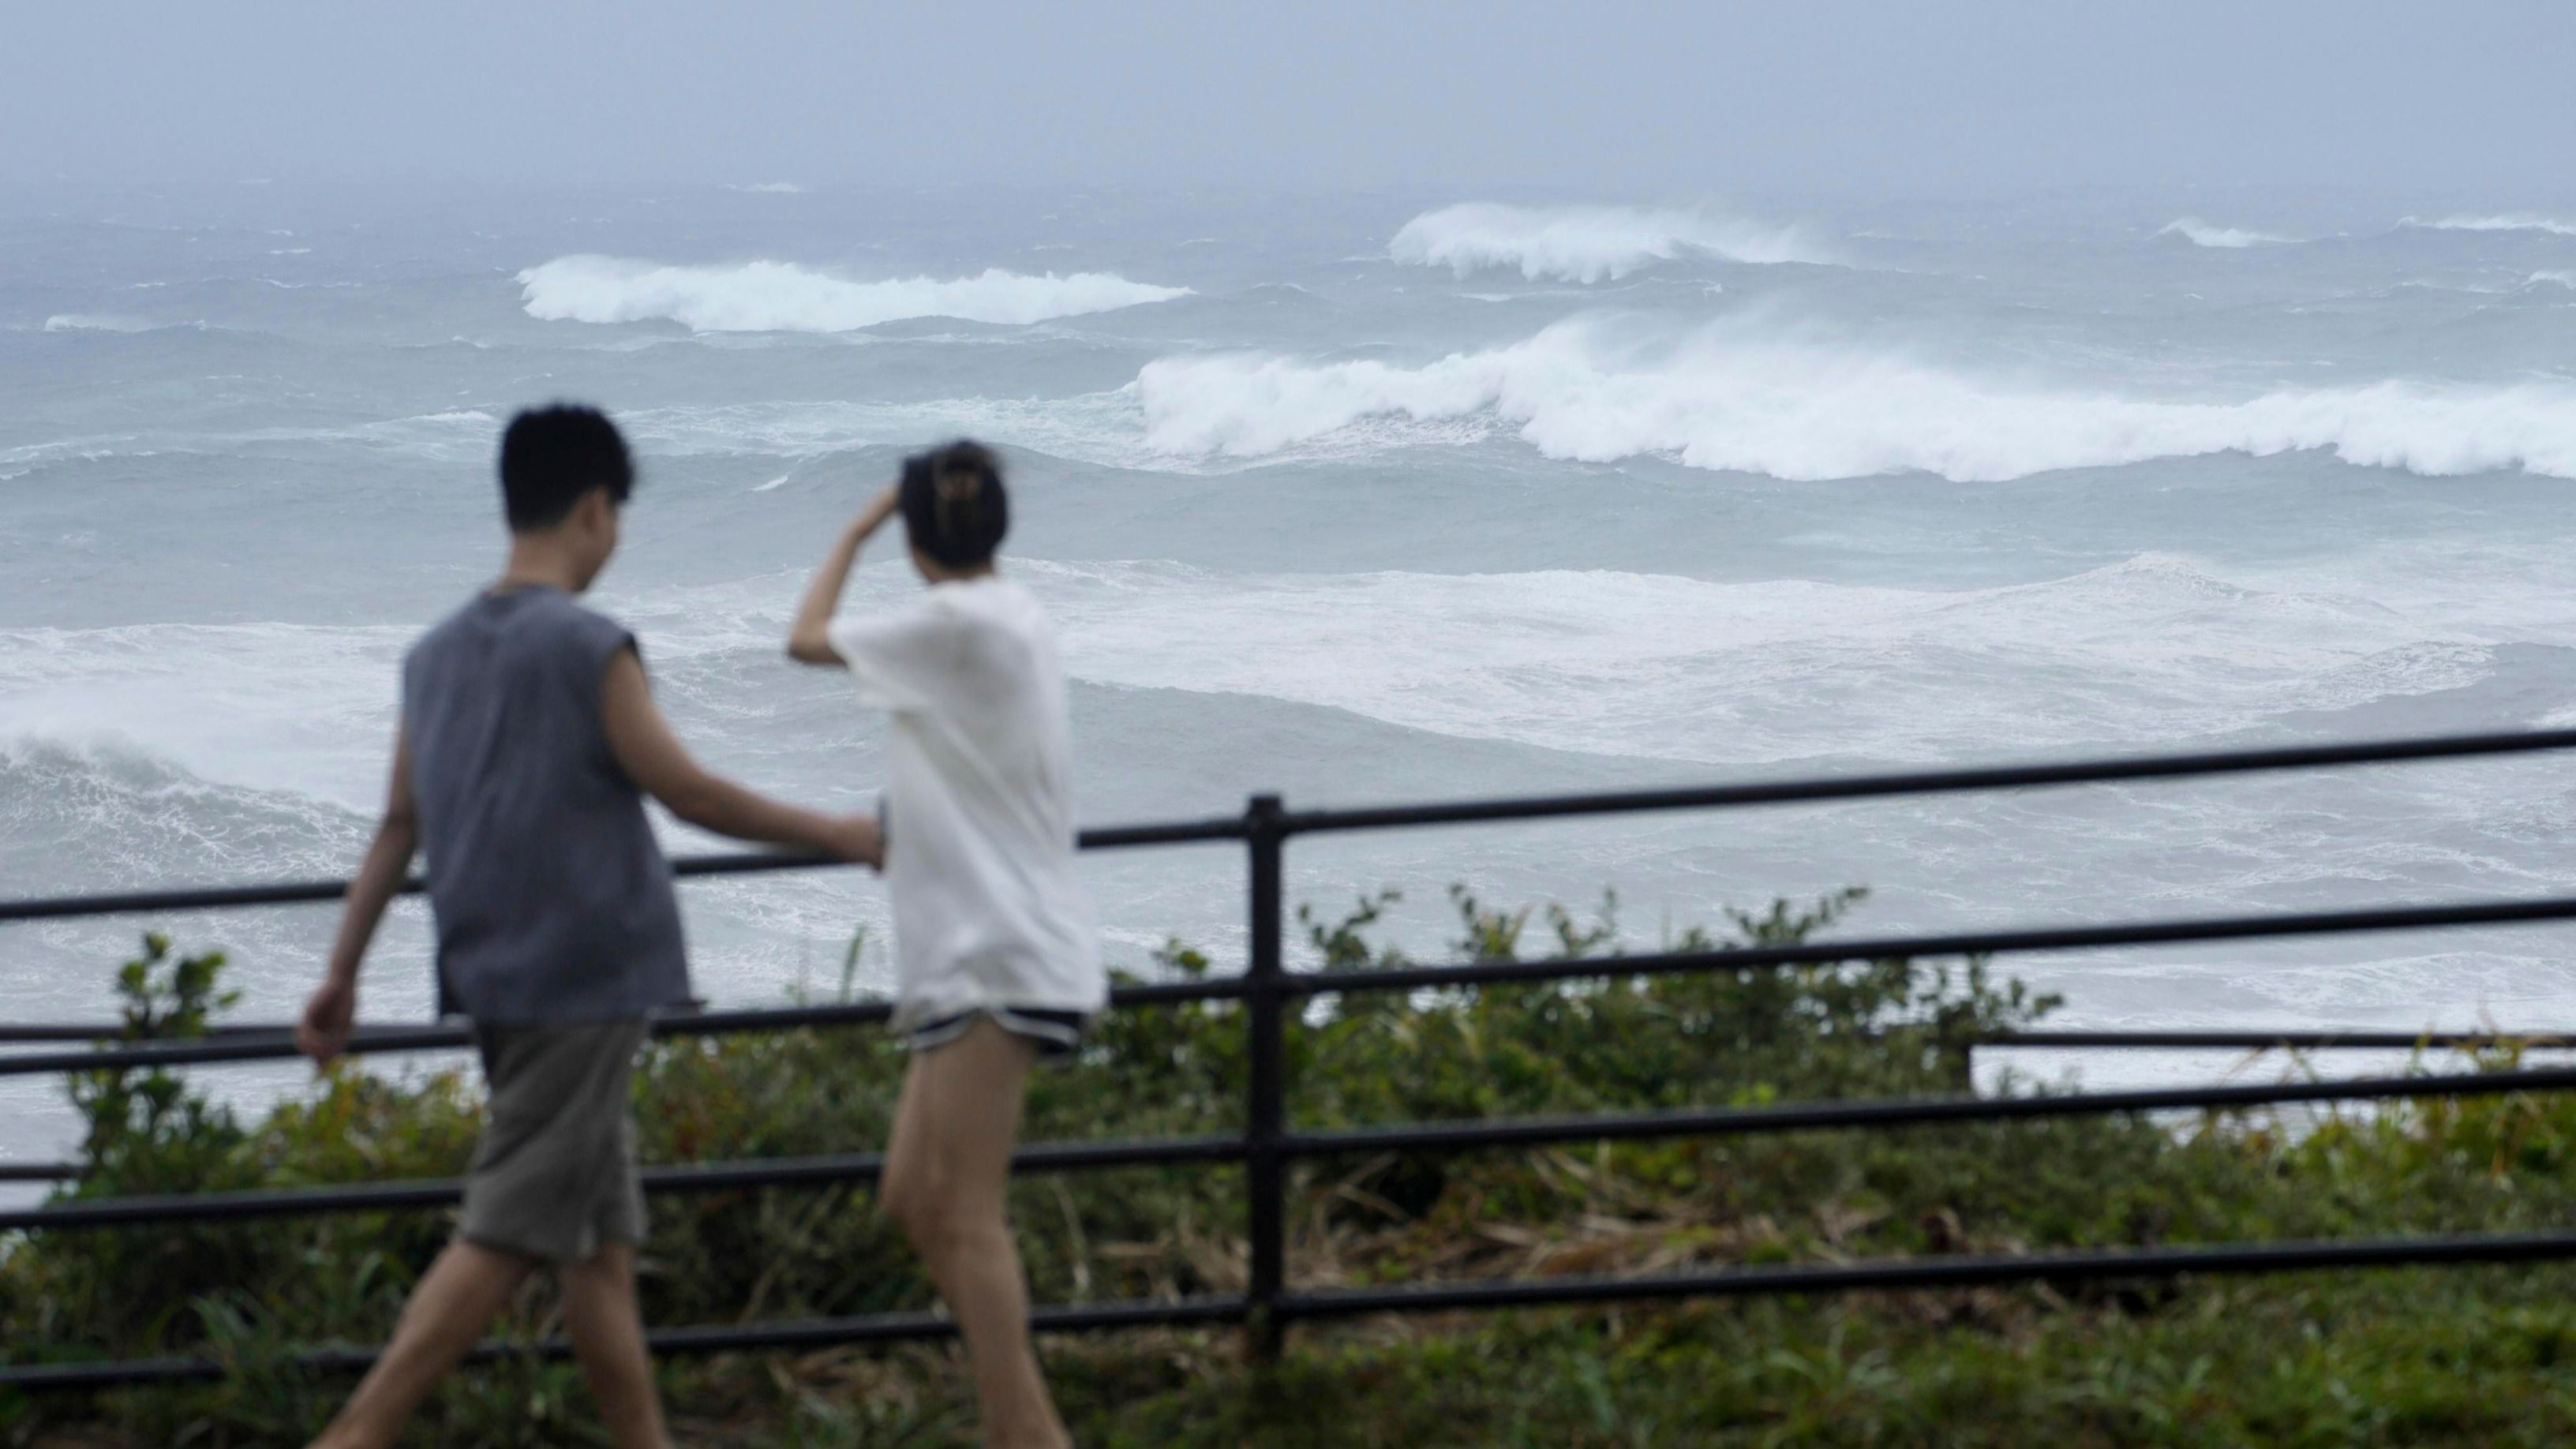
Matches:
[492,537,588,595]
[927,563,998,586]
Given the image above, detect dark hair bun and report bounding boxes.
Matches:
[898,440,1009,567]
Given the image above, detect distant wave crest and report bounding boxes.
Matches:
[1137,319,2576,482]
[2155,219,2291,249]
[2404,214,2576,238]
[42,314,179,333]
[516,256,1191,332]
[1388,203,1832,283]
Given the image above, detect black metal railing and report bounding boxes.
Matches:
[9,726,2576,1389]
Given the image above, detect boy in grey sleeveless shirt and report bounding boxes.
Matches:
[295,406,879,1449]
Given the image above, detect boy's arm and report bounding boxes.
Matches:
[785,485,901,666]
[601,646,881,863]
[298,724,419,1065]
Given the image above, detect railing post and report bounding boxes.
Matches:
[1243,792,1287,1361]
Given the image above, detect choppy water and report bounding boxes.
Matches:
[8,182,2576,1163]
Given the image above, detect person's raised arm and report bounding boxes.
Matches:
[601,645,880,864]
[786,485,901,666]
[298,724,419,1065]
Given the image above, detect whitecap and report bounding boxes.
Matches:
[2402,214,2576,237]
[1388,202,1833,283]
[0,621,411,811]
[1134,316,2576,482]
[515,255,1191,333]
[42,313,156,333]
[2155,219,2293,249]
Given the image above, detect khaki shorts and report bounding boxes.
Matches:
[461,1018,649,1265]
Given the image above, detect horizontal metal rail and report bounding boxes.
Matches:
[0,1029,2555,1188]
[0,1164,73,1183]
[12,1018,2570,1057]
[1272,1228,2576,1320]
[0,816,1249,926]
[1277,893,2576,998]
[7,728,2576,928]
[13,1064,2569,1236]
[1275,727,2576,836]
[0,1028,2546,1191]
[2,1133,1245,1233]
[1983,1029,2576,1050]
[1281,1063,2576,1160]
[17,892,2576,1080]
[15,1226,2576,1391]
[0,979,1248,1076]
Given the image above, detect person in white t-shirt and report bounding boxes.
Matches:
[785,439,1100,1449]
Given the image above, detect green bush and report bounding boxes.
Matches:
[6,893,2576,1446]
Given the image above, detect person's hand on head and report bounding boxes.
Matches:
[298,976,358,1066]
[856,483,900,535]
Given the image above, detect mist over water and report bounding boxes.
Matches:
[8,183,2576,1163]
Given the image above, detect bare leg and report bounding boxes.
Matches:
[560,1243,670,1449]
[882,1017,1069,1449]
[309,1239,534,1449]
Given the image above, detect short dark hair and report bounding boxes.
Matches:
[499,405,635,532]
[899,440,1009,568]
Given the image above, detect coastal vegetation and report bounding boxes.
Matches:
[5,896,2574,1447]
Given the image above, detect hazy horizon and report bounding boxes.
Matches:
[9,2,2575,198]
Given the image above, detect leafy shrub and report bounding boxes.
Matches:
[7,895,2576,1445]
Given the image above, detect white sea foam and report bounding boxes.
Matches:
[43,313,159,333]
[2155,219,2291,249]
[0,738,370,893]
[614,390,1151,467]
[612,552,2509,769]
[515,256,1190,332]
[1034,556,2499,764]
[2404,214,2576,237]
[0,621,410,811]
[2530,270,2576,289]
[1389,203,1832,283]
[729,181,804,195]
[1136,317,2576,481]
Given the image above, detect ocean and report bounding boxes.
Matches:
[6,181,2576,1167]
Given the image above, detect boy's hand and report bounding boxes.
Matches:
[825,812,885,869]
[298,977,358,1065]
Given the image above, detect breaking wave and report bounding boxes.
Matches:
[2403,215,2576,238]
[516,256,1191,332]
[42,314,185,333]
[2155,219,2291,249]
[1388,203,1833,283]
[1136,318,2576,482]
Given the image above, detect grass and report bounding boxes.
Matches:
[4,891,2573,1446]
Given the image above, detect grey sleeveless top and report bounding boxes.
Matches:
[402,587,689,1024]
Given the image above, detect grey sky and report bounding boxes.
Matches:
[8,1,2572,197]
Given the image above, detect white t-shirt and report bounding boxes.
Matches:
[829,576,1103,1029]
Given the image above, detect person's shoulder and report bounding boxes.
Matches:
[405,594,488,667]
[519,590,631,648]
[940,577,1049,628]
